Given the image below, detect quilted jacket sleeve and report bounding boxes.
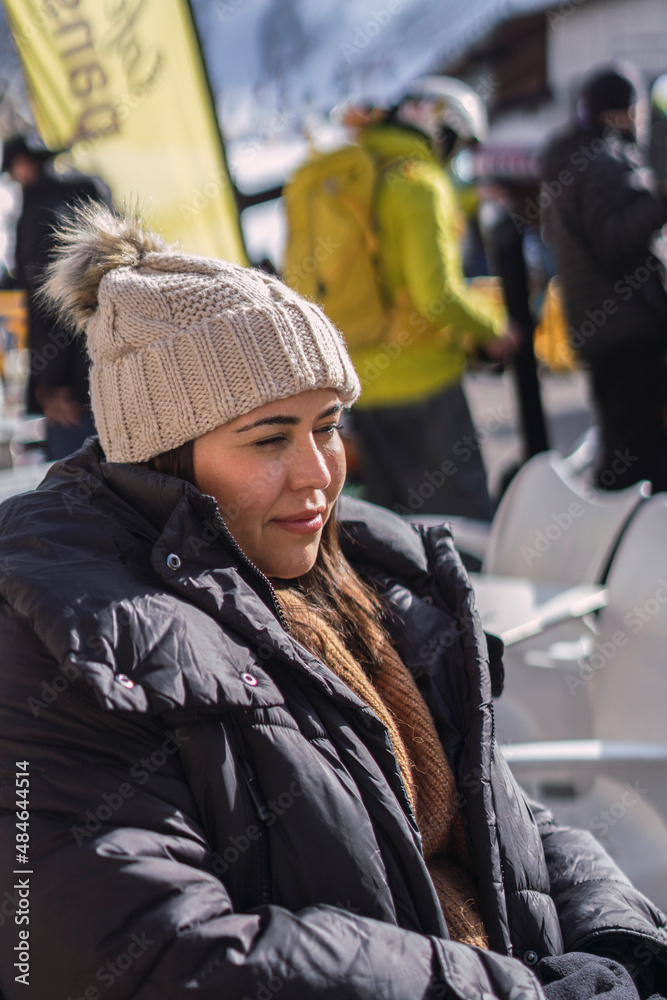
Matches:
[0,601,548,1000]
[529,797,667,977]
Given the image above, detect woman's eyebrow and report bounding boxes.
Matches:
[318,402,344,419]
[235,402,343,433]
[235,414,299,432]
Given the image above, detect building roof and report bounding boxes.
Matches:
[395,0,584,78]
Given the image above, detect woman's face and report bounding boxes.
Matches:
[193,388,346,581]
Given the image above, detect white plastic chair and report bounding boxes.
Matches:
[406,451,648,744]
[589,493,667,742]
[500,496,667,909]
[469,451,648,743]
[483,450,649,586]
[406,445,648,581]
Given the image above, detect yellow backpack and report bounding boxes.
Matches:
[282,146,388,350]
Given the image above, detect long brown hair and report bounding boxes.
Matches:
[147,441,390,675]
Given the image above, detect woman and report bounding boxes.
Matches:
[0,205,665,1000]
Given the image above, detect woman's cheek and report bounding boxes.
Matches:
[246,457,286,500]
[327,440,347,494]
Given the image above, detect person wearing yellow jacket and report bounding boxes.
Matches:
[350,78,514,520]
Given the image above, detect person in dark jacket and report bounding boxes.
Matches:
[542,66,667,492]
[0,203,666,1000]
[478,178,550,463]
[2,134,111,459]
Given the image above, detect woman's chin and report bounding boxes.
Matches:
[263,536,321,583]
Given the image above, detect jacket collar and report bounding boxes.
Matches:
[40,436,195,537]
[337,494,429,584]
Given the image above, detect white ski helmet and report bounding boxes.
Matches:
[651,72,667,119]
[395,75,488,152]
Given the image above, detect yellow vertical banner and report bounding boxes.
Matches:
[2,0,247,263]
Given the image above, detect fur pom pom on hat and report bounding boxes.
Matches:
[43,203,361,463]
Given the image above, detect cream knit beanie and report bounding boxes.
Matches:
[43,204,360,463]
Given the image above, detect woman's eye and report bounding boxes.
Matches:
[255,434,286,448]
[316,423,339,438]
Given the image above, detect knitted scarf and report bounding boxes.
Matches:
[276,587,488,949]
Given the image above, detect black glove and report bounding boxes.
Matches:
[585,935,667,1000]
[538,953,642,1000]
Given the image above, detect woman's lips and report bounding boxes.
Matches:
[272,510,326,534]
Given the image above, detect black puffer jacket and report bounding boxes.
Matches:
[542,124,667,362]
[0,440,665,1000]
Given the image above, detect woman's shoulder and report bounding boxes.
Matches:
[0,452,129,552]
[0,442,159,613]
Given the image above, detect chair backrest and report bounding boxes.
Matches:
[483,451,648,586]
[590,494,667,741]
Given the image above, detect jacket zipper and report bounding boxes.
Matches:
[194,495,280,906]
[240,756,272,824]
[489,697,497,763]
[226,715,273,907]
[239,758,272,905]
[196,495,290,632]
[223,717,273,907]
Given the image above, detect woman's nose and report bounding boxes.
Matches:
[289,438,332,491]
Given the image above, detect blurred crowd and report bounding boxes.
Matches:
[1,61,667,516]
[282,62,667,518]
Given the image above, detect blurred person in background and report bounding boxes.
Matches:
[1,134,111,460]
[542,66,667,492]
[478,177,550,463]
[346,78,517,521]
